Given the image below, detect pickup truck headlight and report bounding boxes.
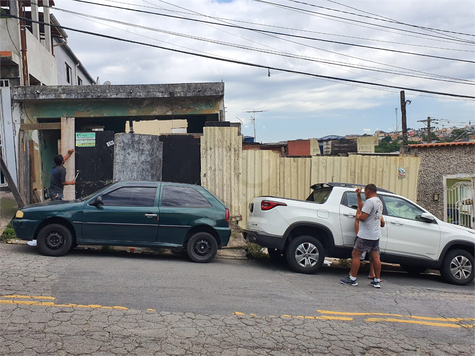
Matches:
[15,210,24,218]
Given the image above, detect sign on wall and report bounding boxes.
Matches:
[76,132,96,147]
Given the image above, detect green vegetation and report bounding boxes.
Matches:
[375,136,401,153]
[245,242,268,260]
[1,221,16,242]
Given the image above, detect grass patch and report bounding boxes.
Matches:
[245,242,268,260]
[1,221,16,242]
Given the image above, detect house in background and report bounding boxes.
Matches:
[0,0,95,86]
[1,0,96,194]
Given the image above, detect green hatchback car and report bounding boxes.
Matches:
[13,181,231,263]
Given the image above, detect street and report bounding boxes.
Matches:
[1,242,474,355]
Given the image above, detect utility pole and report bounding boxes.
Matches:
[400,91,411,148]
[245,110,265,142]
[394,108,398,132]
[417,116,435,143]
[19,0,30,86]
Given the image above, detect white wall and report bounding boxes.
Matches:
[26,30,57,85]
[0,19,21,58]
[54,39,94,85]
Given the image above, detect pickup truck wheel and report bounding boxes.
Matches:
[37,224,73,256]
[441,249,474,285]
[286,236,324,274]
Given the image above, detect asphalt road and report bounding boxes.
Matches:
[1,243,474,355]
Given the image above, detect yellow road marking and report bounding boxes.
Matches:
[3,295,56,300]
[366,317,471,328]
[0,298,128,310]
[234,311,473,328]
[317,309,402,317]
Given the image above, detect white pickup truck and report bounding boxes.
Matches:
[243,183,475,285]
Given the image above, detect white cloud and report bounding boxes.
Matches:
[54,0,475,142]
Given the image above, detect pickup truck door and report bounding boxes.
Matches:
[339,192,388,250]
[380,195,440,260]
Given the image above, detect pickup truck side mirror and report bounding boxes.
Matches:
[420,212,436,223]
[90,195,104,208]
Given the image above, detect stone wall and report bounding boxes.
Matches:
[408,144,475,219]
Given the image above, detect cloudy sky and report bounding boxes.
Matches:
[52,0,474,142]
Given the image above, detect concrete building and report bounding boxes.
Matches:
[1,0,96,197]
[0,1,95,86]
[11,82,225,203]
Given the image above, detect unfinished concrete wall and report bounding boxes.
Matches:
[408,143,475,220]
[113,133,163,182]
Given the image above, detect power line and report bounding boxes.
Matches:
[63,0,475,63]
[257,0,475,45]
[292,0,475,38]
[52,7,474,86]
[106,0,475,53]
[7,14,474,100]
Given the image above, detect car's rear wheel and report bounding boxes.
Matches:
[441,249,474,285]
[37,224,73,256]
[186,232,218,263]
[286,235,324,274]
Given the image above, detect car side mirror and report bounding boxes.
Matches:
[420,212,436,223]
[90,195,104,208]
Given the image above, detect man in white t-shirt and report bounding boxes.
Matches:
[341,184,385,288]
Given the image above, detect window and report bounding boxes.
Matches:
[341,191,366,209]
[381,195,424,221]
[100,187,157,207]
[306,187,332,204]
[66,64,72,84]
[77,77,82,85]
[161,186,211,207]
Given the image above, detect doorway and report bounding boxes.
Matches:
[444,175,474,229]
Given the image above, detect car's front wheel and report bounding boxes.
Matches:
[37,224,73,256]
[186,232,218,263]
[441,249,474,285]
[285,235,325,274]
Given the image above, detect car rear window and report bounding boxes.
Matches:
[161,186,212,208]
[306,188,332,204]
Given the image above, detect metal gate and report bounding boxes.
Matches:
[447,180,474,229]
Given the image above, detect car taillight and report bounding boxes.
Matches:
[261,200,287,211]
[225,208,230,222]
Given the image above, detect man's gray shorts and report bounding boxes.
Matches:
[354,237,380,253]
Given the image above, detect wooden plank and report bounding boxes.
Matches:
[0,155,25,208]
[61,117,75,200]
[20,123,61,130]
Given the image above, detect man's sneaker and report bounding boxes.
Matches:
[27,240,37,247]
[370,280,381,288]
[340,276,358,286]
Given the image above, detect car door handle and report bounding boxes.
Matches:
[390,221,403,226]
[343,213,355,218]
[145,213,158,218]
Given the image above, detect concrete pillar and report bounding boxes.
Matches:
[31,1,39,39]
[113,133,163,182]
[61,117,75,200]
[43,0,52,53]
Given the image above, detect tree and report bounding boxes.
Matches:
[375,138,401,153]
[446,129,468,142]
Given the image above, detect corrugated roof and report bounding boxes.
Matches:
[408,142,474,148]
